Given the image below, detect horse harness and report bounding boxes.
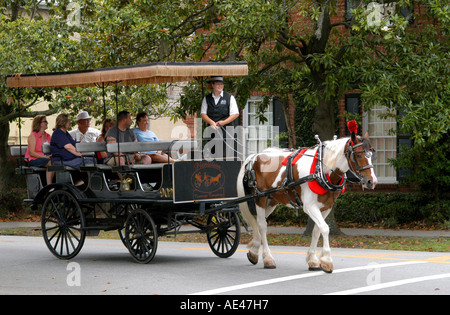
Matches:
[243,137,376,212]
[345,138,377,182]
[280,143,347,211]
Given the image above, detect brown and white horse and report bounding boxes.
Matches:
[237,127,377,272]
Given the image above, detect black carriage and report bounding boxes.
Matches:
[7,62,248,263]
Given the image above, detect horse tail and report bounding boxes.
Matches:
[237,154,260,241]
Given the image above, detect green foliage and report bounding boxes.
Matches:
[334,192,450,227]
[347,0,449,148]
[391,133,450,199]
[0,161,27,216]
[1,0,449,202]
[269,192,450,228]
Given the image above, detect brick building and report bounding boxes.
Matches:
[183,1,417,191]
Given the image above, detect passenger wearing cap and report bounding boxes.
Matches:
[69,111,101,143]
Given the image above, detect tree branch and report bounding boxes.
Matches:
[0,108,58,124]
[258,56,292,75]
[330,21,351,29]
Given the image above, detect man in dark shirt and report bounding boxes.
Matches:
[105,110,152,166]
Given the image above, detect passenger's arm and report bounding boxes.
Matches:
[63,143,82,157]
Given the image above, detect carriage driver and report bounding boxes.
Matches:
[200,76,240,157]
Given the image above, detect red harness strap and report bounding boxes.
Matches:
[282,148,345,195]
[281,148,309,166]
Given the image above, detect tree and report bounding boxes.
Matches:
[3,0,447,222]
[0,0,222,171]
[0,2,85,189]
[177,0,448,234]
[345,0,449,201]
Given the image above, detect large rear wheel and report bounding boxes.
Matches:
[41,190,86,260]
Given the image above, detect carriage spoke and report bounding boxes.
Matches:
[124,209,158,264]
[206,211,240,258]
[42,190,85,260]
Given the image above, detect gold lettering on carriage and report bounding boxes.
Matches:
[160,187,173,198]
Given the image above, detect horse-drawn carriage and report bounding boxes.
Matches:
[7,62,248,263]
[7,62,378,272]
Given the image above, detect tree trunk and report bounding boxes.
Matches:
[312,95,335,141]
[282,94,296,148]
[0,120,12,192]
[303,95,343,236]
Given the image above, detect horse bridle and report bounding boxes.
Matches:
[345,139,377,182]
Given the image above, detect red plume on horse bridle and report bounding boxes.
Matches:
[347,120,358,134]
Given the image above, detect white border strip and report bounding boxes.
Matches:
[190,261,428,295]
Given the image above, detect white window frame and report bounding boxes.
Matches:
[363,105,398,184]
[242,96,279,158]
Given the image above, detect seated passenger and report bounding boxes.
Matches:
[96,118,115,163]
[50,113,94,170]
[134,112,173,163]
[105,110,152,166]
[25,115,54,185]
[69,111,101,143]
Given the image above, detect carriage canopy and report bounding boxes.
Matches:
[6,62,248,88]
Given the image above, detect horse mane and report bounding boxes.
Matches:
[259,139,349,173]
[322,138,350,173]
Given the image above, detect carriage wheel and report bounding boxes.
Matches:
[114,203,137,247]
[41,190,86,260]
[206,211,241,258]
[124,209,158,264]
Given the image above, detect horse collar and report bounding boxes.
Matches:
[314,143,347,193]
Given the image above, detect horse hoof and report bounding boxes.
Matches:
[264,261,276,269]
[247,252,258,265]
[308,266,322,271]
[320,263,333,274]
[308,262,321,271]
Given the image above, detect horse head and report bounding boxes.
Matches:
[345,121,378,190]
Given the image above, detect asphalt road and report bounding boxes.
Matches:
[1,235,449,296]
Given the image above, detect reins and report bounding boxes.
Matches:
[210,128,375,212]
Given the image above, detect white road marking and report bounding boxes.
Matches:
[190,261,428,295]
[327,273,450,295]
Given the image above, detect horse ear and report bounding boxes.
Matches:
[351,131,356,143]
[347,120,358,143]
[364,131,370,139]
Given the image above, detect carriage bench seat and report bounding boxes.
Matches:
[107,140,198,170]
[40,143,77,172]
[76,142,112,171]
[106,140,198,154]
[9,145,47,174]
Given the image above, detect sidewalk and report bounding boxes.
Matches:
[266,226,450,238]
[0,221,449,238]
